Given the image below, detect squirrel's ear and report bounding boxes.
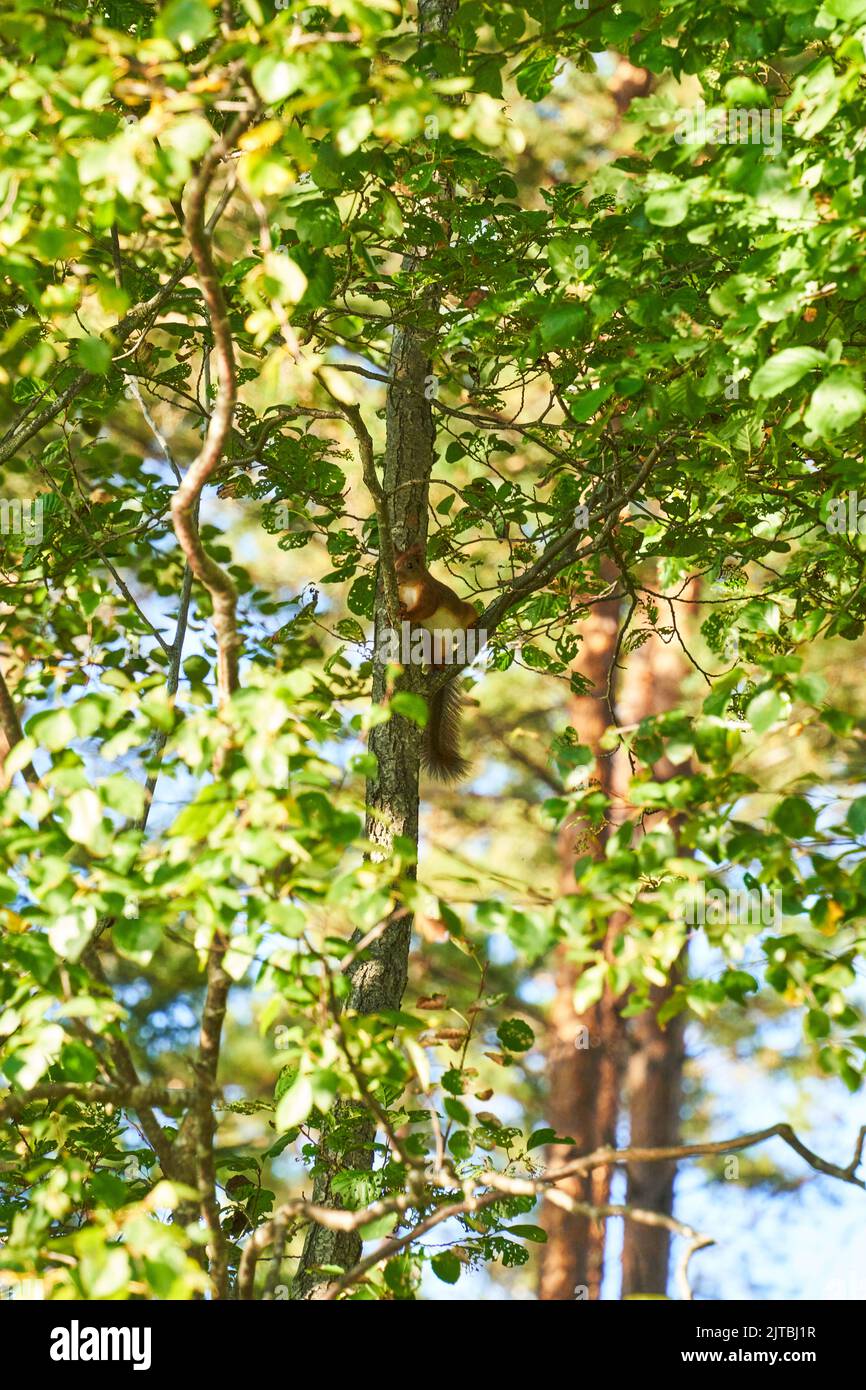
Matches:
[406,541,423,556]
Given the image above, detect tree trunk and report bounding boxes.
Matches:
[539,57,658,1304]
[541,582,692,1300]
[540,589,625,1301]
[617,612,691,1299]
[620,983,685,1297]
[292,0,456,1300]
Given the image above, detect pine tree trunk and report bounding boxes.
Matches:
[293,0,456,1301]
[541,583,691,1300]
[540,590,625,1301]
[539,59,657,1303]
[617,612,692,1299]
[621,981,685,1297]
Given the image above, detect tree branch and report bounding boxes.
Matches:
[0,1082,196,1123]
[169,109,255,706]
[478,445,660,641]
[427,447,661,698]
[0,183,239,468]
[0,664,39,787]
[193,935,232,1298]
[238,1118,863,1298]
[315,373,400,625]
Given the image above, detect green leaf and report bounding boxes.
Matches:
[88,1171,129,1210]
[496,1018,534,1052]
[335,618,365,643]
[405,1036,430,1091]
[573,963,606,1014]
[568,385,612,423]
[360,1211,399,1240]
[390,692,429,728]
[114,916,163,964]
[252,56,303,103]
[431,1251,462,1284]
[772,796,816,839]
[49,908,97,962]
[172,792,228,839]
[156,0,215,52]
[505,1223,548,1243]
[444,1096,470,1125]
[275,1076,314,1132]
[65,789,105,852]
[262,252,307,305]
[347,574,375,618]
[645,186,690,226]
[826,0,866,18]
[847,797,866,835]
[447,1129,473,1159]
[804,370,866,435]
[27,707,76,750]
[270,902,306,936]
[60,1040,98,1082]
[515,54,556,100]
[724,77,768,106]
[540,304,587,349]
[183,654,210,682]
[75,335,113,375]
[547,235,590,284]
[79,1245,131,1299]
[749,348,825,400]
[746,688,786,734]
[100,773,146,821]
[526,1126,556,1151]
[806,1009,831,1040]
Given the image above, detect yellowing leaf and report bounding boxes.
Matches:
[0,907,30,934]
[238,120,284,153]
[820,900,845,935]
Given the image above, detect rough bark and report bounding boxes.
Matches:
[292,0,456,1300]
[618,612,692,1299]
[620,986,685,1296]
[541,581,690,1300]
[292,340,432,1300]
[540,587,624,1301]
[291,340,430,1304]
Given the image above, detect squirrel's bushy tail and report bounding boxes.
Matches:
[422,680,470,783]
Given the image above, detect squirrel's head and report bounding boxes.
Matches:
[395,541,424,578]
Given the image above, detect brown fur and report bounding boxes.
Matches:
[394,544,474,783]
[422,680,470,783]
[395,543,477,629]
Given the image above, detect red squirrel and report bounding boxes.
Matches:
[394,542,476,783]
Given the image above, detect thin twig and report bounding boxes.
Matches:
[315,372,401,625]
[235,1117,865,1299]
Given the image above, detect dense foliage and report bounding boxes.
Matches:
[2,0,866,1300]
